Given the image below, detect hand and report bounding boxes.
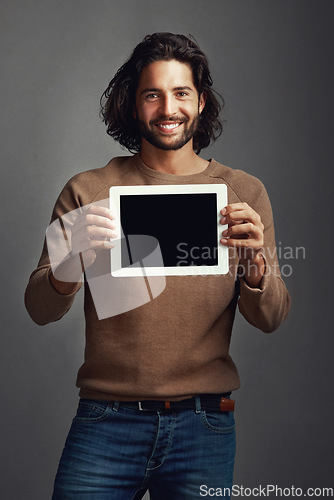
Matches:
[220,202,265,287]
[50,205,117,294]
[70,205,117,269]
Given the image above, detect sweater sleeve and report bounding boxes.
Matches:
[24,177,84,326]
[237,183,291,333]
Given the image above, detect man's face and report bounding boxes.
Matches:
[135,59,206,151]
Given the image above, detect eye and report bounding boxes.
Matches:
[176,91,188,97]
[145,93,159,100]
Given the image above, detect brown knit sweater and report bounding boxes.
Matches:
[25,154,290,401]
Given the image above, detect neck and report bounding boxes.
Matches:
[139,140,209,175]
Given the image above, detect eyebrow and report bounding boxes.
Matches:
[140,86,194,96]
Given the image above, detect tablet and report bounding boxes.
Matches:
[109,184,228,276]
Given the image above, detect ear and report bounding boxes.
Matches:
[133,107,137,119]
[199,92,207,114]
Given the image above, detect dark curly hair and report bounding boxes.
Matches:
[100,32,224,154]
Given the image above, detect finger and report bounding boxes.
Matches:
[87,239,116,251]
[72,236,115,255]
[221,203,251,216]
[73,226,117,248]
[220,236,260,249]
[71,225,117,254]
[221,208,261,225]
[220,215,245,226]
[72,214,117,234]
[221,203,262,224]
[85,225,118,240]
[84,205,116,219]
[222,222,260,239]
[72,206,116,231]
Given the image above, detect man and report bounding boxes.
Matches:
[25,33,290,499]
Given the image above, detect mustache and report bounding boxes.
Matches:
[150,116,189,125]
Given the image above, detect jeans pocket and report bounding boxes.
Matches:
[73,399,112,423]
[201,410,235,434]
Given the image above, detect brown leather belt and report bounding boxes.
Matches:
[113,393,235,412]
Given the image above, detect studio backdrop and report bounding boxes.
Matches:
[1,1,333,498]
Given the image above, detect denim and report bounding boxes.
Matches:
[52,398,236,499]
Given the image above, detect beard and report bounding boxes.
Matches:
[137,114,200,151]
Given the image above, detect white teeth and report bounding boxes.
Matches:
[157,123,180,130]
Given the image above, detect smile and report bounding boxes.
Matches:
[155,122,182,131]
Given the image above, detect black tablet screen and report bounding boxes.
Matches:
[120,193,218,268]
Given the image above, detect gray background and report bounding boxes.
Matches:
[1,0,333,498]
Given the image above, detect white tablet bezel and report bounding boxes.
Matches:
[109,184,228,277]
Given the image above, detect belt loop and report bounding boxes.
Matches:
[195,396,201,414]
[112,401,119,412]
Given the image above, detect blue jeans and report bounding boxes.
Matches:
[52,398,236,499]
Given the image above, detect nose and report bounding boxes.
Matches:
[159,94,177,117]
